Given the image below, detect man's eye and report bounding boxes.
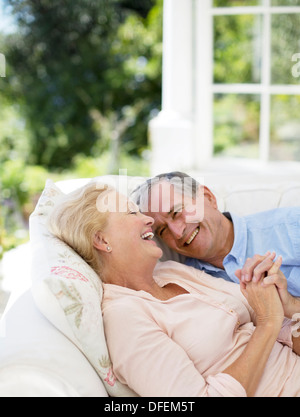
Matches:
[159,227,166,237]
[173,209,182,218]
[129,211,138,215]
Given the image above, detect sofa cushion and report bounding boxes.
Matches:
[207,181,300,215]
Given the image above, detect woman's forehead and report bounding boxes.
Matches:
[96,189,137,213]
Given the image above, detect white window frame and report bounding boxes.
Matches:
[194,0,300,167]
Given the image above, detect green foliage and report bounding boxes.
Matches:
[0,159,50,207]
[214,94,260,157]
[271,13,300,85]
[0,96,31,163]
[0,160,50,257]
[0,217,28,260]
[0,0,161,256]
[214,14,261,84]
[214,0,259,6]
[1,159,27,205]
[2,0,162,169]
[72,152,150,178]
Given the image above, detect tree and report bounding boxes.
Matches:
[2,0,162,170]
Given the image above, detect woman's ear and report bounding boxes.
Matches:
[93,231,110,252]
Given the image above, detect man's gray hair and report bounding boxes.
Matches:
[131,171,201,214]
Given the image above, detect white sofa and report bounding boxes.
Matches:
[1,174,300,397]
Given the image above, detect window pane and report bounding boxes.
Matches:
[271,14,300,85]
[214,15,262,83]
[214,0,262,6]
[213,94,260,158]
[272,0,300,6]
[270,95,300,161]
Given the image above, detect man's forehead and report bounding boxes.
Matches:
[144,180,205,224]
[148,181,180,213]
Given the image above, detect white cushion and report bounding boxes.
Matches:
[0,291,108,397]
[0,367,81,397]
[207,181,300,215]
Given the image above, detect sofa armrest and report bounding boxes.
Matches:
[0,291,109,397]
[0,365,82,397]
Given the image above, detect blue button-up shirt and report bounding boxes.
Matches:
[185,207,300,296]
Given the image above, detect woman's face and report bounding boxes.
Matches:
[97,190,163,263]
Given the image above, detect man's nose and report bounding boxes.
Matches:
[168,220,185,239]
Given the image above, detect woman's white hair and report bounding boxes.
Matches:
[48,182,115,276]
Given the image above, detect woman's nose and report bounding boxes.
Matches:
[143,213,154,226]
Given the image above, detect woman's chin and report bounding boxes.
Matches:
[151,246,163,260]
[157,248,164,259]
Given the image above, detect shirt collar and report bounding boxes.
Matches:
[225,212,248,264]
[185,212,248,271]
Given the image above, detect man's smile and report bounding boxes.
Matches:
[185,226,200,246]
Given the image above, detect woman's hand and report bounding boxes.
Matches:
[224,254,284,396]
[228,253,298,395]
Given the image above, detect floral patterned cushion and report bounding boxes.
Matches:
[30,179,136,397]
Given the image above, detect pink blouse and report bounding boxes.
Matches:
[102,261,300,397]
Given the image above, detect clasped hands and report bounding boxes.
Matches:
[235,252,299,325]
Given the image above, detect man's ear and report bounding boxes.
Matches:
[198,185,218,209]
[93,231,110,252]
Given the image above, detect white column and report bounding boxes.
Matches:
[194,0,214,168]
[259,0,271,162]
[149,0,195,175]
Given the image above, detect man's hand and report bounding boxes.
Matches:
[261,258,300,319]
[235,251,275,285]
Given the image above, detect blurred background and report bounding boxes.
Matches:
[0,0,163,262]
[1,0,300,287]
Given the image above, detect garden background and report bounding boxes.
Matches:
[0,0,163,263]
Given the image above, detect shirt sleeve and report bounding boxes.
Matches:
[277,318,293,349]
[285,267,300,298]
[103,302,247,398]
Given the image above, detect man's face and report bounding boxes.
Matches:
[143,180,223,260]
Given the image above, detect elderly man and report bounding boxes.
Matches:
[132,171,300,297]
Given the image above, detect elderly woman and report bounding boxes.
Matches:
[49,183,300,397]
